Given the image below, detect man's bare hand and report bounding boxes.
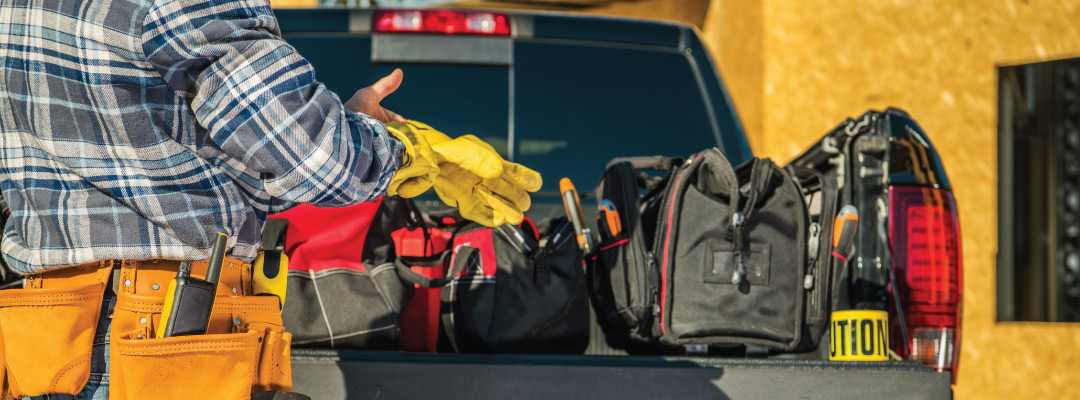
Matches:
[346,68,406,123]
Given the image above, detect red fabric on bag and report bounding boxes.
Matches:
[269,197,384,273]
[392,227,452,259]
[451,229,496,278]
[395,226,453,352]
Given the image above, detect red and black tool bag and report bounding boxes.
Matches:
[276,196,413,349]
[397,219,590,354]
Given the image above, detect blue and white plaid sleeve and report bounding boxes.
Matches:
[141,0,401,207]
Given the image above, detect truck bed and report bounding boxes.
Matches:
[291,350,950,400]
[291,308,950,399]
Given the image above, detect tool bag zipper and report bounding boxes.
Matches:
[653,152,702,337]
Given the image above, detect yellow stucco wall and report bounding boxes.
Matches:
[702,0,763,149]
[705,0,1080,398]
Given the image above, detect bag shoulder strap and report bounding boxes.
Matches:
[395,245,480,352]
[394,250,471,289]
[441,275,460,352]
[440,245,481,353]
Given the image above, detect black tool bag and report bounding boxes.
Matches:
[397,219,590,354]
[591,148,838,353]
[589,158,670,347]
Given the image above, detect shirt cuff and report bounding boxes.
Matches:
[344,110,404,196]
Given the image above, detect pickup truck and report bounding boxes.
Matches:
[275,7,959,399]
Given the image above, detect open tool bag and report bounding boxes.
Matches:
[590,148,839,353]
[396,219,590,353]
[275,196,414,349]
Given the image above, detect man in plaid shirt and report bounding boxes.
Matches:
[0,0,433,398]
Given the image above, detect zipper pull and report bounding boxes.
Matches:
[807,222,821,264]
[646,251,661,319]
[730,212,747,285]
[804,222,821,291]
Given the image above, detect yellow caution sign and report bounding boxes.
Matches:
[829,310,890,361]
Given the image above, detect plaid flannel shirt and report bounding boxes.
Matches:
[0,0,402,275]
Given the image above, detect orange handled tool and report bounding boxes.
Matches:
[559,177,593,253]
[832,205,860,263]
[598,199,622,238]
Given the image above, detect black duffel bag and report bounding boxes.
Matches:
[397,218,590,354]
[591,148,838,353]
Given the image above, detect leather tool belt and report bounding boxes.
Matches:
[0,259,292,399]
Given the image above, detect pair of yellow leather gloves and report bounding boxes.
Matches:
[386,120,542,227]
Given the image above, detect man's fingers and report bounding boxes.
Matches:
[385,108,406,123]
[370,68,403,100]
[373,107,392,123]
[366,106,404,124]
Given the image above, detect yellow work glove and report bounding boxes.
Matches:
[386,121,447,198]
[385,120,542,227]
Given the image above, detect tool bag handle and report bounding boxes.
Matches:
[596,155,685,208]
[693,149,741,220]
[604,155,682,172]
[394,252,458,288]
[694,149,777,285]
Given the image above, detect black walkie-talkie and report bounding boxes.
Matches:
[158,232,227,337]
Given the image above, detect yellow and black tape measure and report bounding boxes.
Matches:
[253,219,289,308]
[829,310,889,361]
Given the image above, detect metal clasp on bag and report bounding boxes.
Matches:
[844,114,872,137]
[23,275,41,289]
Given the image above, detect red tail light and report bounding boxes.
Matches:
[889,186,962,378]
[373,10,511,36]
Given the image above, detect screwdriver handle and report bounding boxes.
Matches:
[205,232,228,284]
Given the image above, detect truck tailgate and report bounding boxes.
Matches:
[291,350,950,400]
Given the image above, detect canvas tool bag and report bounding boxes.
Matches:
[275,196,414,349]
[590,148,839,353]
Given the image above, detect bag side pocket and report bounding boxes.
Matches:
[589,238,630,333]
[283,267,402,349]
[111,330,262,400]
[0,282,105,396]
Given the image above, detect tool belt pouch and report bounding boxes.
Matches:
[0,263,111,397]
[111,286,292,399]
